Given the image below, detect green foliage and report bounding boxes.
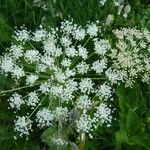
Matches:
[115,83,150,150]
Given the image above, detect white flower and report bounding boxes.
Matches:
[32,26,47,41]
[3,19,149,139]
[12,65,25,79]
[76,114,93,133]
[61,58,71,67]
[50,85,63,98]
[142,73,150,83]
[54,107,68,122]
[41,55,54,67]
[61,36,72,47]
[14,116,32,137]
[93,103,112,127]
[87,23,99,37]
[24,50,40,63]
[105,68,124,84]
[96,83,112,100]
[26,74,39,85]
[65,68,76,78]
[52,137,67,146]
[78,45,88,60]
[61,20,74,35]
[76,61,89,75]
[36,108,54,128]
[66,46,78,57]
[8,93,24,110]
[36,63,47,73]
[26,92,39,108]
[14,27,30,42]
[79,78,94,94]
[0,55,15,73]
[76,95,92,111]
[40,82,51,94]
[10,45,23,59]
[94,39,110,55]
[54,69,67,83]
[73,26,86,40]
[43,41,62,57]
[92,59,107,74]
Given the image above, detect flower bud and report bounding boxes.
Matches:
[118,5,124,15]
[100,0,107,6]
[105,14,114,26]
[114,0,124,6]
[123,4,131,18]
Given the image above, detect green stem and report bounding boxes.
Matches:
[79,131,86,150]
[86,52,95,60]
[28,94,45,118]
[73,77,107,80]
[0,82,41,95]
[83,37,90,47]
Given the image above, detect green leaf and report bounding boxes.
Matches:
[116,85,128,114]
[116,129,128,143]
[130,134,150,150]
[126,109,142,134]
[41,126,57,147]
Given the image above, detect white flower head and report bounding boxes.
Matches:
[76,95,92,112]
[61,36,72,47]
[8,93,24,110]
[32,26,47,41]
[12,65,25,79]
[13,27,30,43]
[72,26,86,40]
[10,45,23,59]
[96,83,112,100]
[26,74,39,86]
[14,116,32,138]
[66,46,78,57]
[0,55,15,73]
[87,22,99,37]
[76,114,93,133]
[36,108,54,128]
[94,39,110,55]
[78,45,88,60]
[76,61,90,75]
[54,107,68,122]
[92,59,107,74]
[93,103,112,127]
[24,50,40,63]
[79,78,94,94]
[26,92,39,108]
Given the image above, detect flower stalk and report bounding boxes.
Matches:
[79,131,86,150]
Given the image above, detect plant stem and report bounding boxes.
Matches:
[73,77,106,80]
[0,82,41,95]
[79,131,86,150]
[28,94,45,118]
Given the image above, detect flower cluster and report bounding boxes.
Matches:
[0,19,149,142]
